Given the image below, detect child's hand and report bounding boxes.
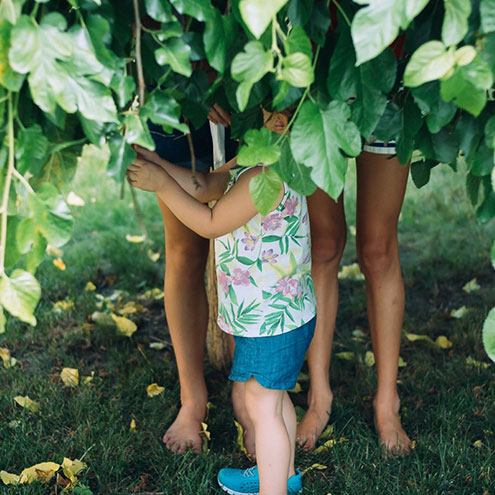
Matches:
[126,159,167,192]
[133,145,165,169]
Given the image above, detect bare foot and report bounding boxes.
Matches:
[232,381,256,460]
[162,404,206,455]
[296,390,333,450]
[374,399,411,455]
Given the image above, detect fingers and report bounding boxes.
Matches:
[207,104,231,127]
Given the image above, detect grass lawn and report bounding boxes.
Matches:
[1,147,494,494]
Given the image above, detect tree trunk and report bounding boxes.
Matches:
[206,238,232,374]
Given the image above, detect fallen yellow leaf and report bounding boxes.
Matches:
[60,368,79,387]
[301,463,328,476]
[364,351,375,367]
[61,457,87,485]
[82,371,95,384]
[46,245,63,257]
[66,192,85,207]
[0,471,20,485]
[20,462,60,484]
[349,225,356,236]
[85,281,96,291]
[466,356,490,369]
[320,424,334,439]
[450,306,468,319]
[405,333,434,344]
[462,278,480,293]
[335,351,354,361]
[53,300,75,313]
[289,382,302,393]
[130,419,137,433]
[234,420,253,461]
[142,288,164,300]
[410,440,417,449]
[91,311,114,326]
[473,440,483,448]
[0,348,18,368]
[53,258,66,271]
[111,314,137,337]
[435,336,453,349]
[352,328,366,339]
[313,439,337,454]
[147,248,160,262]
[147,383,164,397]
[338,262,364,281]
[398,356,407,367]
[14,395,40,413]
[149,342,166,350]
[200,422,210,454]
[126,234,146,243]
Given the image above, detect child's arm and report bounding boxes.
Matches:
[127,163,283,239]
[132,146,233,202]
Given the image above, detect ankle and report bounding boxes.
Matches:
[307,386,333,409]
[373,394,401,417]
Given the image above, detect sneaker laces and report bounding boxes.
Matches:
[243,467,257,478]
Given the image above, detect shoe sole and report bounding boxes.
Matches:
[217,479,302,495]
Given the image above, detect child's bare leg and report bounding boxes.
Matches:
[282,391,297,476]
[297,190,346,450]
[158,198,209,454]
[244,378,292,495]
[355,152,411,454]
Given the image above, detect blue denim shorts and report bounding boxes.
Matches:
[229,317,316,390]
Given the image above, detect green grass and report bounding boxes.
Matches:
[1,149,494,494]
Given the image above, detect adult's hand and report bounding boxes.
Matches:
[207,103,231,127]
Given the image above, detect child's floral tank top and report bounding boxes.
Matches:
[214,167,316,338]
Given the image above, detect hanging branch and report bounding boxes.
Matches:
[132,0,145,107]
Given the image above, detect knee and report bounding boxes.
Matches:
[311,233,346,268]
[165,241,208,272]
[356,237,397,277]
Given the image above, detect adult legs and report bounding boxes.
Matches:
[355,151,411,453]
[157,196,210,454]
[296,189,346,449]
[244,379,295,495]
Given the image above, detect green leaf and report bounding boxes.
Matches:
[0,0,24,24]
[86,14,121,70]
[249,168,283,216]
[79,114,106,146]
[230,105,263,140]
[145,0,174,22]
[373,102,401,142]
[411,81,457,133]
[28,183,73,247]
[15,125,49,175]
[416,126,458,163]
[111,72,136,109]
[469,143,494,176]
[284,25,312,58]
[290,100,361,200]
[477,189,495,222]
[483,307,495,363]
[307,2,331,46]
[411,159,434,188]
[271,140,316,196]
[124,114,156,151]
[351,0,429,65]
[142,90,189,133]
[404,41,455,87]
[25,232,47,274]
[491,240,495,269]
[16,217,37,254]
[480,0,495,34]
[169,0,215,22]
[0,306,5,334]
[455,113,480,156]
[287,0,312,27]
[237,128,281,166]
[155,37,192,77]
[204,12,234,74]
[485,116,495,149]
[239,0,289,39]
[0,20,25,91]
[466,172,481,205]
[232,41,274,84]
[280,52,314,87]
[395,99,423,165]
[442,0,471,46]
[440,57,494,116]
[0,270,41,326]
[107,133,137,180]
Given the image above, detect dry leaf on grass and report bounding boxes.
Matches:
[301,463,328,476]
[126,234,146,243]
[289,382,302,393]
[53,258,66,271]
[111,314,137,337]
[130,419,137,434]
[61,368,79,387]
[320,424,334,439]
[234,420,254,461]
[450,306,468,318]
[462,278,480,293]
[85,281,96,291]
[147,249,160,262]
[199,422,210,454]
[0,348,18,368]
[147,383,164,397]
[338,263,364,281]
[14,395,40,412]
[20,462,60,484]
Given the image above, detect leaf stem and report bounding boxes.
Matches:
[132,0,146,107]
[0,93,15,277]
[331,0,351,27]
[13,169,34,194]
[50,138,87,154]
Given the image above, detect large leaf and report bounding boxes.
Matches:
[280,52,314,87]
[27,183,73,247]
[307,1,331,46]
[0,20,24,91]
[442,0,471,46]
[0,270,41,326]
[290,100,361,200]
[284,25,312,58]
[271,140,316,196]
[483,307,495,363]
[230,105,263,140]
[15,125,49,175]
[203,12,234,74]
[155,37,192,77]
[395,99,423,165]
[440,56,494,116]
[351,0,429,65]
[287,0,312,27]
[480,0,495,34]
[145,0,175,22]
[237,128,280,166]
[249,168,283,216]
[239,0,289,39]
[124,114,155,151]
[455,113,480,156]
[142,90,189,133]
[107,133,136,180]
[169,0,215,22]
[404,41,455,87]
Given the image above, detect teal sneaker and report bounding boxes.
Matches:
[217,466,303,495]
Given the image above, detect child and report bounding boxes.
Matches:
[127,111,316,495]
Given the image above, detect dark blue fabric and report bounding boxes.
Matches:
[149,122,238,171]
[229,317,316,390]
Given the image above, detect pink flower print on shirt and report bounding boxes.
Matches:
[262,212,283,232]
[275,276,302,298]
[218,314,232,333]
[218,270,231,294]
[241,232,260,251]
[231,268,251,286]
[282,197,299,217]
[261,249,278,264]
